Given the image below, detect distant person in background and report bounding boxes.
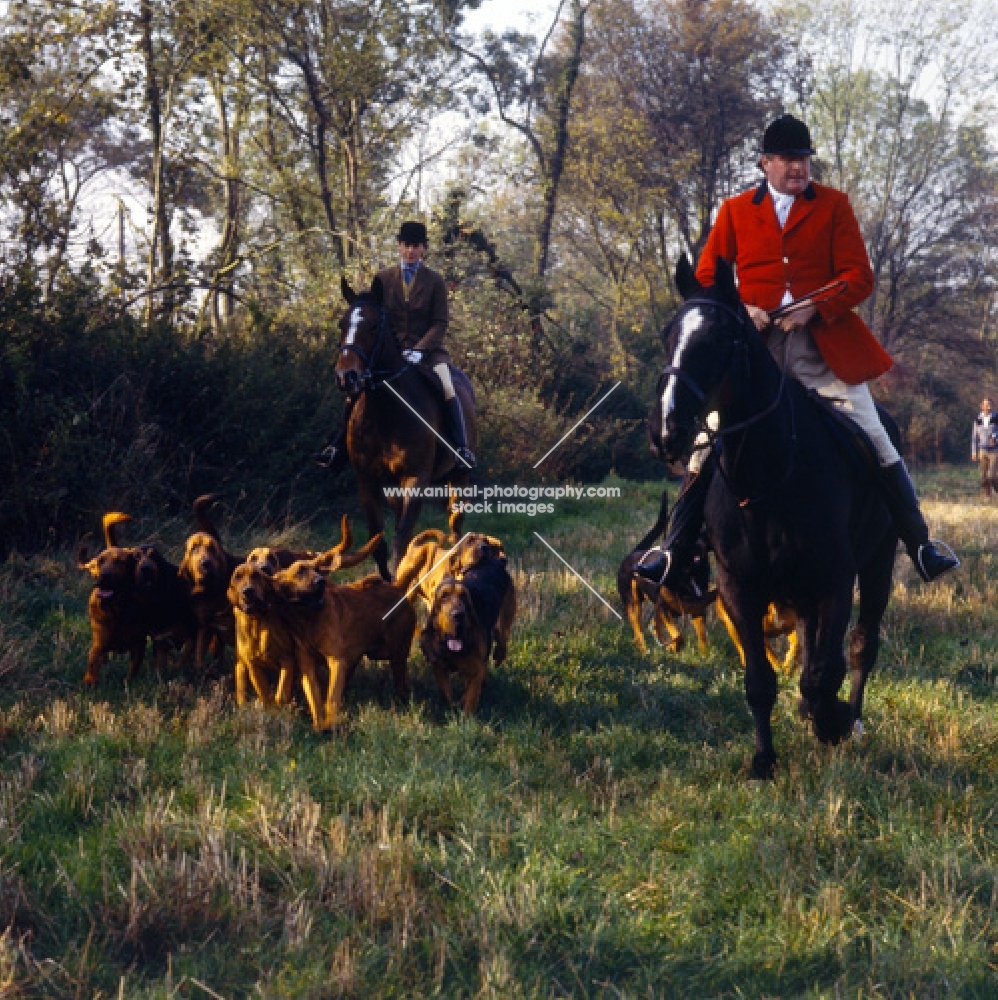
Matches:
[971,397,998,497]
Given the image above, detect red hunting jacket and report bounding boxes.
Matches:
[695,181,892,385]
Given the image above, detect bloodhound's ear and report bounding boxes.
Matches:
[341,276,356,305]
[714,256,739,305]
[371,275,385,305]
[674,254,701,301]
[78,544,97,574]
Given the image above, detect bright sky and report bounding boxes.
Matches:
[461,0,563,36]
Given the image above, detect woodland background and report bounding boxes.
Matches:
[2,0,997,553]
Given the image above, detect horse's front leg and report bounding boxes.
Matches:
[392,476,426,574]
[357,478,391,581]
[799,579,855,745]
[722,592,778,779]
[744,632,779,779]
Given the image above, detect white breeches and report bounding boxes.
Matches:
[434,362,456,401]
[765,326,899,466]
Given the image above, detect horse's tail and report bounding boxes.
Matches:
[632,490,671,552]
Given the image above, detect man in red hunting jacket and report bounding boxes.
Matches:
[638,114,958,591]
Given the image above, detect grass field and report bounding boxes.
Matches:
[2,467,998,998]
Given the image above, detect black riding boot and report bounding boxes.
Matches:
[444,396,476,469]
[879,460,959,582]
[313,400,354,473]
[634,453,715,596]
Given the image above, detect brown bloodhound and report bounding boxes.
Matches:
[419,554,516,716]
[227,517,379,724]
[268,548,416,730]
[393,502,466,608]
[78,512,147,686]
[178,494,242,669]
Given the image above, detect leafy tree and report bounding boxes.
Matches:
[451,0,589,310]
[0,0,121,292]
[779,0,998,456]
[631,0,787,261]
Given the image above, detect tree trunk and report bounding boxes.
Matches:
[208,69,243,333]
[139,0,173,324]
[533,0,586,284]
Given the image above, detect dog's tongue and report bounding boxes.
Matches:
[447,638,463,652]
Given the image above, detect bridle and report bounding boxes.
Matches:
[662,297,748,411]
[662,297,797,506]
[337,301,410,394]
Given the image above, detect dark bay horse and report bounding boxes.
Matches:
[336,276,476,579]
[655,256,898,779]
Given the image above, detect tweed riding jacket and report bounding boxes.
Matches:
[377,262,451,367]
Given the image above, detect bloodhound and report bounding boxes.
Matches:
[78,512,196,684]
[227,517,380,723]
[393,503,469,608]
[133,543,197,672]
[617,539,716,656]
[245,544,322,577]
[268,544,416,730]
[78,512,148,686]
[178,494,242,669]
[419,554,516,716]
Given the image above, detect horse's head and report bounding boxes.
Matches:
[659,255,747,463]
[336,276,392,397]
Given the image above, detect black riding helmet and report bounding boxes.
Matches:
[762,114,816,157]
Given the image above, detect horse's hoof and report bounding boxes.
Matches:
[813,699,854,746]
[750,752,776,781]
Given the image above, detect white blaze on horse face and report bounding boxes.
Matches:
[345,307,363,346]
[662,308,706,418]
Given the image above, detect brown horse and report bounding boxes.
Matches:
[336,276,476,579]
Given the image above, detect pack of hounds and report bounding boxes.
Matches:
[78,492,797,727]
[78,495,515,729]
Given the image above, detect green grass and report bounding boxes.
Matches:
[2,468,998,997]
